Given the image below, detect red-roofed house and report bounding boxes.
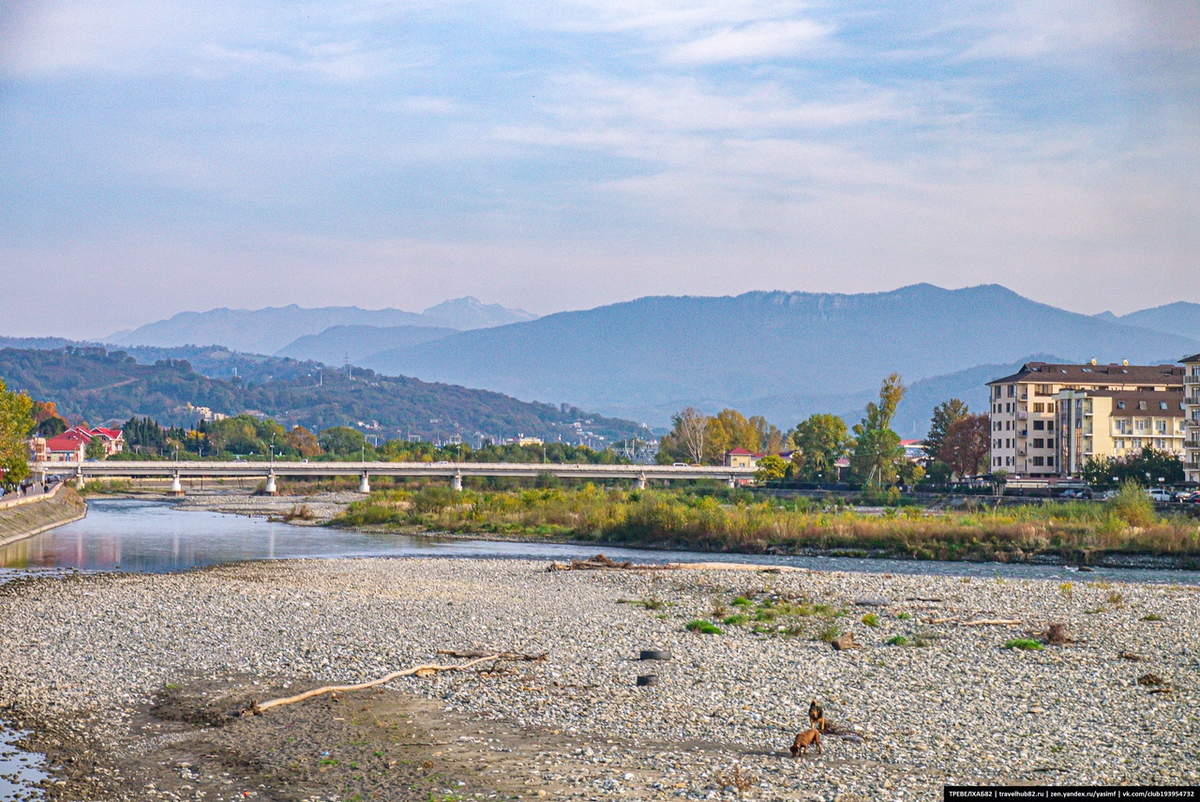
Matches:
[724,448,764,468]
[44,430,89,462]
[41,426,125,462]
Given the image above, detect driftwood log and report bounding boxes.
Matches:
[962,619,1022,626]
[436,649,547,661]
[242,653,520,716]
[548,553,661,571]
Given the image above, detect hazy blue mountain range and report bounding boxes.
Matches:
[0,347,644,442]
[276,325,458,366]
[106,297,538,355]
[362,284,1198,429]
[1095,302,1200,342]
[421,297,537,330]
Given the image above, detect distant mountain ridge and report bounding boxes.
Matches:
[107,297,538,355]
[1097,302,1200,342]
[362,284,1198,428]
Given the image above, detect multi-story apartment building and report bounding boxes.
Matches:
[987,362,1185,478]
[1183,353,1200,484]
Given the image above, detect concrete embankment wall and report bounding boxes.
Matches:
[0,486,87,547]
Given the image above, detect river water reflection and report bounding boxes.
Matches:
[2,498,1199,585]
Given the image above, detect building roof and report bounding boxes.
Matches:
[45,435,85,452]
[1072,388,1187,418]
[988,361,1184,386]
[1182,353,1200,364]
[726,447,754,455]
[91,427,123,440]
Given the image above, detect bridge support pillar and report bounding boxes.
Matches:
[451,473,463,492]
[265,473,278,495]
[635,473,646,490]
[168,472,184,496]
[358,473,371,494]
[727,476,737,489]
[75,469,85,490]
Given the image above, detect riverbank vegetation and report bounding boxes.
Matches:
[332,481,1200,562]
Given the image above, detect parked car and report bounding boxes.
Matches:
[1101,489,1119,500]
[1146,488,1172,502]
[1059,488,1092,499]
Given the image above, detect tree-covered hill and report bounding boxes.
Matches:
[0,347,646,444]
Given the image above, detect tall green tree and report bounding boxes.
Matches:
[0,379,34,485]
[85,436,108,461]
[850,374,906,486]
[790,413,850,481]
[925,399,969,461]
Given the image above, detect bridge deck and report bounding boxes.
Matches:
[34,461,756,481]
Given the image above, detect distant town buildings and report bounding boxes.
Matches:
[32,426,126,462]
[987,361,1186,479]
[1183,353,1200,484]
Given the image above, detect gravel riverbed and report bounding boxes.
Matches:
[0,558,1197,801]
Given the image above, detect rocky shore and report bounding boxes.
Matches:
[0,559,1196,801]
[173,491,362,524]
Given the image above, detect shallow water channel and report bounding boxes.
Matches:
[2,498,1199,798]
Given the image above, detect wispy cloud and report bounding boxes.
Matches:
[0,0,1198,338]
[665,19,832,64]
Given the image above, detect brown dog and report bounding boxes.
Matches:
[790,727,822,757]
[808,700,826,732]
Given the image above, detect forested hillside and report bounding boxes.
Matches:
[0,347,646,443]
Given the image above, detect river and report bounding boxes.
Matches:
[2,498,1199,798]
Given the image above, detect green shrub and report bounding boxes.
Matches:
[886,635,909,646]
[1003,638,1044,651]
[1139,613,1164,622]
[816,622,842,642]
[686,620,723,635]
[723,614,750,626]
[731,596,753,607]
[897,612,912,620]
[1105,481,1156,528]
[861,613,880,628]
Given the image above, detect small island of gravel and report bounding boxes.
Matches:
[0,558,1196,801]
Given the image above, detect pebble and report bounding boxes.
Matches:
[0,558,1196,801]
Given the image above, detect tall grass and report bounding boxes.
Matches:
[332,484,1200,560]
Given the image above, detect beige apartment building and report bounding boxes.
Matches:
[1184,353,1200,484]
[987,362,1185,478]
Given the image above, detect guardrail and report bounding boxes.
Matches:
[31,461,758,494]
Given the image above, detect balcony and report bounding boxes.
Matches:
[1019,392,1028,400]
[1017,411,1028,420]
[1018,429,1028,437]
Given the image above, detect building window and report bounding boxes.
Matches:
[1033,438,1044,448]
[1008,385,1015,398]
[1047,438,1055,448]
[1033,420,1045,431]
[1138,401,1147,410]
[1047,421,1054,431]
[1133,438,1142,449]
[1160,401,1168,410]
[1116,438,1125,449]
[1047,456,1055,466]
[1032,456,1044,466]
[1116,401,1125,409]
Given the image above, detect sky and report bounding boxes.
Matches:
[1,0,1198,339]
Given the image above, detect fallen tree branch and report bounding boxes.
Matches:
[242,654,502,716]
[962,618,1022,626]
[436,649,547,661]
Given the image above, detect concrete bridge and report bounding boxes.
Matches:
[32,461,757,494]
